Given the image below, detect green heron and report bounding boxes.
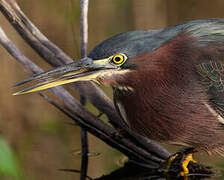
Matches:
[14,19,224,176]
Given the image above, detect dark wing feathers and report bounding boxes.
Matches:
[196,61,224,91]
[196,60,224,118]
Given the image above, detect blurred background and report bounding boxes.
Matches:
[0,0,224,179]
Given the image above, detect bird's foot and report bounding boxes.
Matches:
[165,147,197,177]
[166,154,179,172]
[163,147,215,179]
[180,153,197,176]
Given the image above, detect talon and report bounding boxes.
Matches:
[164,147,198,178]
[166,154,178,172]
[180,153,197,176]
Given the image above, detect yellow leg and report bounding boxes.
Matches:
[166,154,178,172]
[180,153,197,176]
[165,154,179,180]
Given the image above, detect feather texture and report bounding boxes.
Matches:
[113,30,224,155]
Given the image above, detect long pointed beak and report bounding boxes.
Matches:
[13,57,113,95]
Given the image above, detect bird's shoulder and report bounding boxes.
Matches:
[195,59,224,119]
[196,60,224,92]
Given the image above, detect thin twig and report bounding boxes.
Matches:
[80,129,88,180]
[80,0,89,179]
[80,0,88,58]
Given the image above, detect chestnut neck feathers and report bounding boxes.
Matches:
[113,32,224,151]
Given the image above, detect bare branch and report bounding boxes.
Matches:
[80,0,88,58]
[80,0,89,179]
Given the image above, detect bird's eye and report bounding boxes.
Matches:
[110,54,127,65]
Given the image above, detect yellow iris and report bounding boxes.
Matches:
[111,54,125,65]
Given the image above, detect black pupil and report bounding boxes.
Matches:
[115,56,121,62]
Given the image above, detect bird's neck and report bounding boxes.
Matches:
[113,32,203,141]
